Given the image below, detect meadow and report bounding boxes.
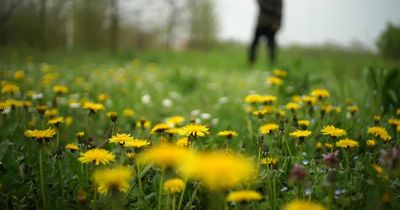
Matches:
[1,46,400,210]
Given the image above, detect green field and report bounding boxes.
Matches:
[1,47,400,209]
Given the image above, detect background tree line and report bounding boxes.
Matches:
[0,0,218,52]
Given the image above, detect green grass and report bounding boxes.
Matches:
[0,46,400,209]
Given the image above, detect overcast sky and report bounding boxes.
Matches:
[216,0,400,49]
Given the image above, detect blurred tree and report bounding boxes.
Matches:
[163,0,186,49]
[64,0,74,50]
[109,0,119,53]
[0,0,25,46]
[377,22,400,59]
[39,0,47,51]
[187,0,218,49]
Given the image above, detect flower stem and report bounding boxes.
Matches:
[172,195,176,210]
[256,145,262,175]
[187,183,199,209]
[177,176,188,210]
[157,168,165,210]
[58,159,64,200]
[39,147,48,209]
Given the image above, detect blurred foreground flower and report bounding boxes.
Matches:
[92,166,133,195]
[181,151,255,191]
[283,199,326,210]
[137,144,194,168]
[226,190,262,202]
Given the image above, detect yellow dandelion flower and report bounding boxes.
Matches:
[371,164,383,174]
[78,148,115,165]
[137,144,194,168]
[336,138,359,149]
[348,105,358,114]
[284,199,326,210]
[291,95,302,103]
[290,130,312,138]
[259,123,279,135]
[181,151,255,191]
[324,143,333,149]
[45,108,58,117]
[0,101,11,111]
[165,128,181,135]
[14,70,25,80]
[321,125,347,138]
[388,118,400,126]
[217,130,238,139]
[65,116,73,126]
[310,89,330,99]
[48,117,64,126]
[76,131,85,138]
[92,166,133,195]
[226,190,262,202]
[97,94,108,102]
[367,139,377,148]
[109,133,134,145]
[244,94,262,104]
[122,108,135,118]
[53,85,68,94]
[266,76,283,86]
[260,157,279,166]
[136,118,151,129]
[106,111,118,122]
[286,102,301,111]
[166,115,185,126]
[7,99,24,108]
[83,102,104,113]
[179,124,210,138]
[176,137,189,147]
[151,123,171,134]
[253,109,268,118]
[24,127,56,139]
[320,104,333,114]
[259,95,277,104]
[126,152,135,159]
[124,139,151,148]
[298,120,310,129]
[368,126,392,142]
[316,142,323,150]
[302,96,317,106]
[273,69,287,78]
[65,143,79,152]
[163,178,185,194]
[1,83,20,94]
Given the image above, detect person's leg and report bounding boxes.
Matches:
[266,28,277,66]
[248,27,262,65]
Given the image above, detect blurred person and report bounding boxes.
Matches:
[249,0,283,66]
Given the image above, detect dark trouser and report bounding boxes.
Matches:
[249,26,276,65]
